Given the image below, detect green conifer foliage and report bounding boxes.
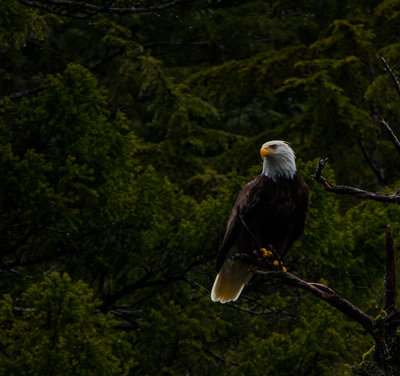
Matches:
[0,272,134,375]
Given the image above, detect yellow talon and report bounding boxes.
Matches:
[260,248,272,257]
[273,260,287,271]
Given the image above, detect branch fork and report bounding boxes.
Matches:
[312,158,400,204]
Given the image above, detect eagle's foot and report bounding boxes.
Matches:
[273,259,287,272]
[253,248,273,261]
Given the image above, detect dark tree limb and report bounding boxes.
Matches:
[384,224,397,314]
[254,229,400,376]
[312,159,400,204]
[254,269,376,336]
[19,0,189,18]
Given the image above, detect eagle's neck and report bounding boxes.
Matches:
[262,155,296,182]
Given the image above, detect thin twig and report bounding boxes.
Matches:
[378,118,400,156]
[391,187,400,197]
[380,56,400,98]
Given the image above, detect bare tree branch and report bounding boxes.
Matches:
[19,0,190,18]
[313,158,400,204]
[378,118,400,156]
[255,269,376,336]
[380,56,400,98]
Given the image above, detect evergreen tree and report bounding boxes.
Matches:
[2,0,400,374]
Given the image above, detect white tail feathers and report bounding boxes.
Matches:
[211,259,253,303]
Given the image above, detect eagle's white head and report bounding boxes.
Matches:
[260,140,296,181]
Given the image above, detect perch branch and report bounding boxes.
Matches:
[255,270,376,336]
[384,224,397,314]
[312,158,400,204]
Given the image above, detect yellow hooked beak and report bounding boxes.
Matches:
[260,145,274,159]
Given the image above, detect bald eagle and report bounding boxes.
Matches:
[211,141,309,303]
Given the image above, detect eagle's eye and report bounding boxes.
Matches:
[269,144,277,150]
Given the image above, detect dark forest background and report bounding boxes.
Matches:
[2,1,400,375]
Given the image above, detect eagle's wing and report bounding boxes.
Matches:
[215,177,263,272]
